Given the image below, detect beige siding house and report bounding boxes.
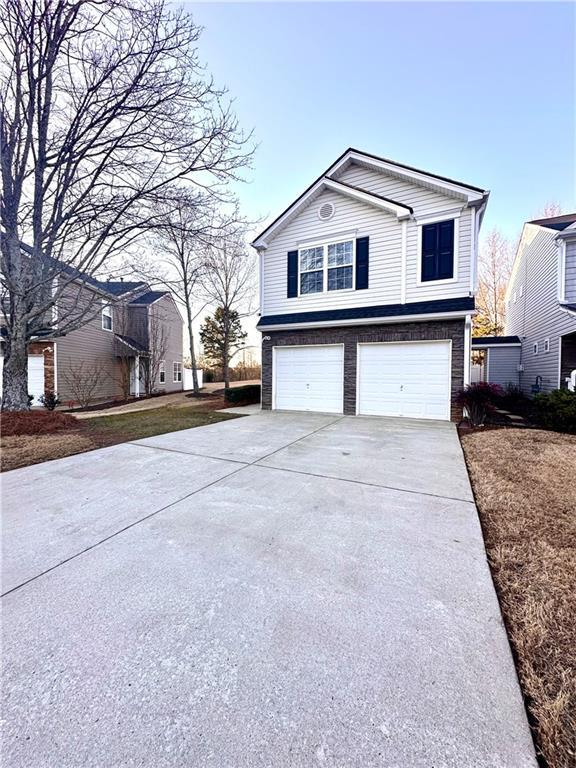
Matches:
[1,274,184,407]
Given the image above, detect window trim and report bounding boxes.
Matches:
[173,361,182,383]
[159,360,166,384]
[297,236,356,297]
[416,214,459,286]
[101,301,113,332]
[544,338,550,354]
[533,342,539,356]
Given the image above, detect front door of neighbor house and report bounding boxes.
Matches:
[129,358,146,396]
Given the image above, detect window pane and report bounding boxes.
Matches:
[327,241,353,267]
[300,270,323,294]
[328,266,353,291]
[299,247,323,272]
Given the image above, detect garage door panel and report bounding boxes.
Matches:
[358,342,451,421]
[274,345,343,414]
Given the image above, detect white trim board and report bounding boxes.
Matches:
[259,310,471,333]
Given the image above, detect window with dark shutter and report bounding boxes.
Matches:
[287,251,298,297]
[421,220,454,282]
[355,237,369,289]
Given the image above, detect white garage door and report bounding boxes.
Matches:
[358,341,451,420]
[274,345,343,413]
[0,355,45,405]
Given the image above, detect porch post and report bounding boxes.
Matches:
[134,355,140,397]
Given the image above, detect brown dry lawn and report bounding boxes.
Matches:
[1,398,239,472]
[461,428,576,768]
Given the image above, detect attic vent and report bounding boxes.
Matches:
[318,202,335,221]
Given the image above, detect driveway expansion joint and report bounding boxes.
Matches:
[2,416,345,597]
[254,462,476,505]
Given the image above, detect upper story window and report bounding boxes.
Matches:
[544,338,550,353]
[299,239,354,295]
[420,219,455,282]
[101,301,113,331]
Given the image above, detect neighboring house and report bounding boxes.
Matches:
[0,268,184,406]
[504,214,576,394]
[252,148,489,421]
[470,336,522,388]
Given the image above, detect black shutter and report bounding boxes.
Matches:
[287,250,298,297]
[355,236,369,289]
[438,220,454,279]
[421,223,438,281]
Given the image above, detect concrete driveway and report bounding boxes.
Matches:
[2,412,536,767]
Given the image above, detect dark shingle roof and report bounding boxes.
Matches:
[114,333,149,354]
[472,335,521,346]
[99,281,147,296]
[257,297,474,327]
[529,213,576,232]
[129,290,168,305]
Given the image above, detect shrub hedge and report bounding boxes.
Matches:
[533,389,576,434]
[224,384,261,405]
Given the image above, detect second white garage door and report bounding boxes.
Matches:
[274,345,343,413]
[357,341,452,420]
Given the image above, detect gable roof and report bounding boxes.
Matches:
[252,147,489,249]
[129,290,169,305]
[529,213,576,232]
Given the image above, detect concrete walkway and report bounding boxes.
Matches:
[73,380,260,419]
[1,413,536,767]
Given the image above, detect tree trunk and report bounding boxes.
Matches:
[1,330,30,411]
[185,302,199,394]
[222,310,230,389]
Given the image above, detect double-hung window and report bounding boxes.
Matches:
[299,239,354,295]
[101,301,113,331]
[421,219,455,282]
[327,241,353,290]
[159,361,166,384]
[299,246,324,294]
[173,361,182,382]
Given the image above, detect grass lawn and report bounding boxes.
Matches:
[461,428,576,768]
[1,403,239,472]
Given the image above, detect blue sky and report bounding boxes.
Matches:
[186,1,575,245]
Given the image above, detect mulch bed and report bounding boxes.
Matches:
[0,411,80,437]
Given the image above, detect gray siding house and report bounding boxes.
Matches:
[253,148,489,421]
[0,274,184,406]
[504,214,576,394]
[470,336,521,388]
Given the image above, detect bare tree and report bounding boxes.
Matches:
[0,0,253,410]
[475,229,513,337]
[62,360,106,409]
[142,306,168,395]
[201,234,256,388]
[132,192,246,394]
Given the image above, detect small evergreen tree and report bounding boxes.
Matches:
[200,307,247,388]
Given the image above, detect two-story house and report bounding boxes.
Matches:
[0,262,184,406]
[252,148,489,421]
[504,213,576,394]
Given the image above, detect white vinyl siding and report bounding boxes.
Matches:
[273,345,343,413]
[261,164,473,317]
[506,224,576,394]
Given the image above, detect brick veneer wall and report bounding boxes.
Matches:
[28,341,55,394]
[261,319,466,421]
